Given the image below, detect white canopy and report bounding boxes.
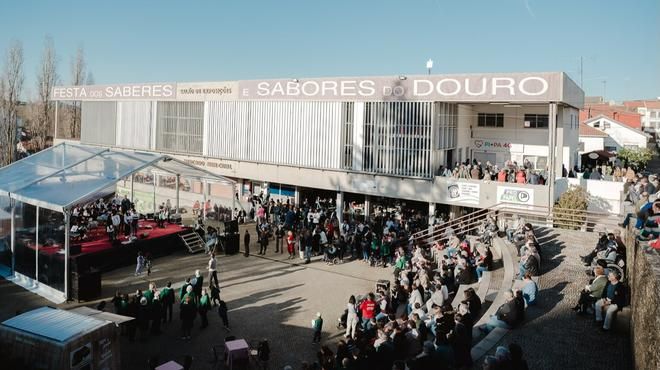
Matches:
[0,142,234,212]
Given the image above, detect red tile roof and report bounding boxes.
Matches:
[579,107,642,129]
[579,123,608,137]
[624,100,660,110]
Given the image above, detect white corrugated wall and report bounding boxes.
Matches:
[116,101,152,150]
[81,101,117,146]
[206,101,342,170]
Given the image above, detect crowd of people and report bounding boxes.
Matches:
[112,259,229,344]
[286,211,537,370]
[438,159,549,185]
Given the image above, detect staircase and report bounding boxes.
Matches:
[180,231,206,254]
[411,202,622,248]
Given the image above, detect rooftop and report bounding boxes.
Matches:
[1,306,106,343]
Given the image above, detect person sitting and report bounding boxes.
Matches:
[518,248,539,279]
[573,265,607,314]
[594,271,626,331]
[521,272,538,307]
[581,233,613,266]
[475,246,493,282]
[480,290,518,333]
[506,216,525,243]
[70,222,86,240]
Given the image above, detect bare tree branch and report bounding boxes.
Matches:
[31,36,58,150]
[69,45,85,139]
[0,40,24,165]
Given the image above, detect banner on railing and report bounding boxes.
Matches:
[445,181,480,205]
[497,186,534,207]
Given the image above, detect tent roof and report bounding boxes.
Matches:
[1,306,107,343]
[0,142,235,212]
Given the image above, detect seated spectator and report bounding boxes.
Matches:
[521,272,538,306]
[594,271,626,331]
[480,290,518,333]
[508,342,530,370]
[475,246,493,281]
[518,248,539,279]
[573,265,607,314]
[462,287,482,320]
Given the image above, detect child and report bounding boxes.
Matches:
[312,312,323,344]
[145,252,153,276]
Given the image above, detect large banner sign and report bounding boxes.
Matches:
[445,181,480,205]
[53,72,565,103]
[238,73,559,102]
[497,186,534,207]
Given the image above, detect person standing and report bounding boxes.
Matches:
[243,230,251,257]
[160,281,174,323]
[135,251,145,276]
[259,230,269,255]
[180,295,197,340]
[208,253,218,287]
[286,230,295,259]
[192,270,204,301]
[312,312,323,344]
[345,296,358,339]
[198,288,211,329]
[150,293,163,335]
[275,225,284,253]
[218,300,230,329]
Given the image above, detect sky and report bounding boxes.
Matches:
[1,0,658,102]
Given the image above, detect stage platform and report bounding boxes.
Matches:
[26,220,192,274]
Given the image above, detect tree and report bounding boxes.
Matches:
[553,185,588,230]
[69,45,85,139]
[0,41,24,166]
[616,147,654,170]
[31,36,58,151]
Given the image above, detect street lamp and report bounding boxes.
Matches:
[426,59,433,75]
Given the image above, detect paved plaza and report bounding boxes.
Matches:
[0,224,635,369]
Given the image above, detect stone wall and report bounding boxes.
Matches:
[627,234,660,370]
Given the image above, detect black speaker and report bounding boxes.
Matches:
[222,234,239,255]
[224,220,238,234]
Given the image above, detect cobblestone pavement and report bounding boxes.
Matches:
[484,228,633,370]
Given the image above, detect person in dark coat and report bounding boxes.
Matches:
[198,288,212,329]
[192,270,204,300]
[218,300,230,329]
[244,230,250,257]
[180,295,197,340]
[160,282,174,323]
[137,297,150,340]
[450,313,473,369]
[150,294,162,335]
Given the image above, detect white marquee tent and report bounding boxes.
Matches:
[0,142,234,303]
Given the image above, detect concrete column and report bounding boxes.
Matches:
[428,203,436,226]
[294,186,300,207]
[364,195,371,219]
[336,191,344,224]
[548,103,558,211]
[64,211,70,301]
[175,174,180,213]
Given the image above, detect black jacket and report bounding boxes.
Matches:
[496,300,519,326]
[601,281,626,308]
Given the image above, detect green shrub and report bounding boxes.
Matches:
[553,185,588,230]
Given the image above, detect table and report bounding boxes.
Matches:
[225,339,249,370]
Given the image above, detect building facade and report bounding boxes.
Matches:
[53,72,584,211]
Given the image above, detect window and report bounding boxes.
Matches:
[477,113,504,127]
[604,146,617,152]
[603,122,611,129]
[523,114,549,128]
[341,102,354,170]
[593,121,600,128]
[156,102,204,154]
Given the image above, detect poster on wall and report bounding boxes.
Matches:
[497,186,534,207]
[445,182,480,205]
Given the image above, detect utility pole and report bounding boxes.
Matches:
[579,56,583,88]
